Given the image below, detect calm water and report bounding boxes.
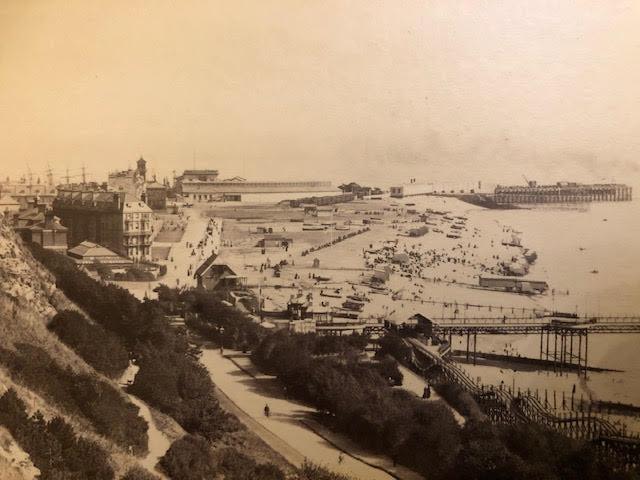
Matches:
[462,199,640,406]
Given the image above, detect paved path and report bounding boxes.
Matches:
[201,348,415,480]
[117,209,221,300]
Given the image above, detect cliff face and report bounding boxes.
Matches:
[0,223,58,320]
[0,223,89,373]
[0,223,147,478]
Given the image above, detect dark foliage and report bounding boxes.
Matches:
[120,466,161,480]
[0,344,148,454]
[376,331,413,364]
[436,382,485,422]
[48,310,130,378]
[159,435,217,480]
[298,461,356,480]
[163,287,266,351]
[218,447,285,480]
[252,330,460,478]
[113,266,155,282]
[0,388,114,480]
[128,343,232,440]
[28,244,231,441]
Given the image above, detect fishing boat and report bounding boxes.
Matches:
[447,233,461,239]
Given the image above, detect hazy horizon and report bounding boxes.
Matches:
[1,1,640,188]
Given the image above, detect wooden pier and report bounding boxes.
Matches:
[494,182,632,204]
[405,337,640,470]
[427,315,640,375]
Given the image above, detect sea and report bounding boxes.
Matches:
[458,198,640,410]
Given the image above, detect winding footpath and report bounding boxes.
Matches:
[119,363,172,477]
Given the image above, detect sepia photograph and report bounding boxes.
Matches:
[0,1,639,478]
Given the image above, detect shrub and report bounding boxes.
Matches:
[120,466,160,480]
[93,261,114,280]
[252,331,461,478]
[28,244,232,441]
[0,389,114,480]
[48,310,130,378]
[160,435,217,480]
[0,344,148,454]
[218,447,285,480]
[436,382,485,422]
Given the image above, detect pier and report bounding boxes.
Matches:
[405,337,640,469]
[427,315,640,375]
[494,182,632,204]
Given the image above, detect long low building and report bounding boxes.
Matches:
[175,169,333,202]
[479,276,548,294]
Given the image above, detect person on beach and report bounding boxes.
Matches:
[338,453,344,464]
[264,404,270,418]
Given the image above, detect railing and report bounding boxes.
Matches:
[405,337,640,464]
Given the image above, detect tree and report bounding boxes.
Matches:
[159,435,217,480]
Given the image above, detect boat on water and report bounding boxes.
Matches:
[590,270,599,274]
[433,228,443,233]
[446,233,461,239]
[451,224,464,230]
[335,224,351,230]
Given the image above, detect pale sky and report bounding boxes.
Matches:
[1,1,640,188]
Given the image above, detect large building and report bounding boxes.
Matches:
[175,169,333,202]
[53,187,153,260]
[494,181,632,204]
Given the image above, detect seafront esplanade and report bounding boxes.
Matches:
[494,182,633,205]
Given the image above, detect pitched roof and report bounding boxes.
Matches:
[29,215,68,232]
[68,241,120,258]
[194,253,219,278]
[146,181,166,189]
